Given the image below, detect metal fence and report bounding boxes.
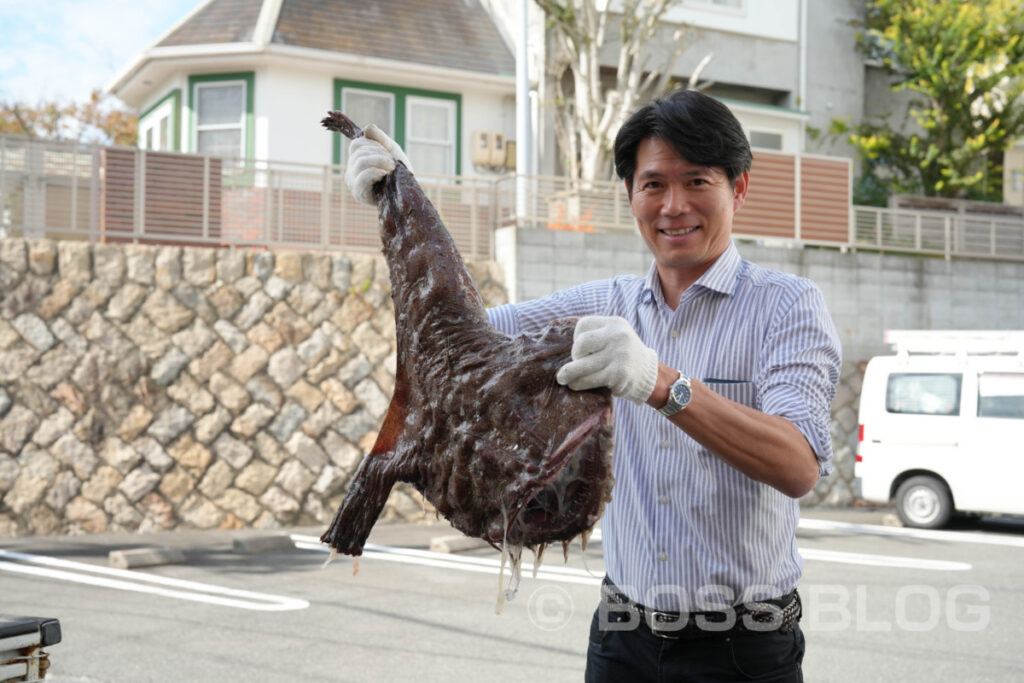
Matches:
[0,134,497,261]
[494,174,631,233]
[852,206,1024,261]
[493,152,856,249]
[3,133,1024,263]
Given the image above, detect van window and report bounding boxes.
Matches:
[978,372,1024,419]
[886,373,962,415]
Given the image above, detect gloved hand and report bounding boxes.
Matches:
[556,316,660,405]
[344,124,413,205]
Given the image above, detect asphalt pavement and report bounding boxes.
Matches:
[2,508,1023,682]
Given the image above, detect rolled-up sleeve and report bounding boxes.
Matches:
[755,283,842,477]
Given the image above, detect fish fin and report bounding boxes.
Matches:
[320,457,399,556]
[320,375,410,555]
[367,371,409,457]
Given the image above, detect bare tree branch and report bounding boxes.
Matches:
[537,0,712,181]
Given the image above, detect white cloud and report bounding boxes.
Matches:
[0,0,198,104]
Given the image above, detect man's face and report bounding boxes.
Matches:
[629,136,748,278]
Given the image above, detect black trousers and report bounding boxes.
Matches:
[584,607,806,682]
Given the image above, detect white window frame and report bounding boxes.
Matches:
[192,79,247,159]
[748,128,786,151]
[404,95,457,177]
[140,99,173,152]
[683,0,746,16]
[341,87,396,162]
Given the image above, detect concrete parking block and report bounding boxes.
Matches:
[108,547,186,569]
[429,535,489,554]
[231,535,295,554]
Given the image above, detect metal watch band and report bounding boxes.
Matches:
[657,374,692,417]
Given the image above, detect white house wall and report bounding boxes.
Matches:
[261,65,336,166]
[461,91,515,174]
[135,58,514,176]
[665,0,798,42]
[589,9,801,107]
[489,0,800,44]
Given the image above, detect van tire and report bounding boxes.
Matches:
[895,476,953,529]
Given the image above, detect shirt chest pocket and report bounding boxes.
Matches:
[704,380,758,410]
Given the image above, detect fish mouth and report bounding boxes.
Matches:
[506,405,613,546]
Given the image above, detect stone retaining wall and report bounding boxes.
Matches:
[0,238,507,536]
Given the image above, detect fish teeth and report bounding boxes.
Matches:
[532,543,547,578]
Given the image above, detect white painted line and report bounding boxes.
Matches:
[800,548,971,571]
[0,549,309,611]
[299,529,976,579]
[798,517,1024,548]
[293,536,603,586]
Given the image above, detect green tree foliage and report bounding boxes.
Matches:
[835,0,1024,201]
[0,89,137,146]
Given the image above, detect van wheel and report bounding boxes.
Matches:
[895,476,953,529]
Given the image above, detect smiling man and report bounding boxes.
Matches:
[488,90,841,682]
[344,89,841,682]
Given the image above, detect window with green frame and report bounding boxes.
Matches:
[139,89,181,152]
[189,72,254,159]
[334,80,461,176]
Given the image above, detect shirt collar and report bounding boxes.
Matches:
[640,241,743,306]
[695,241,742,296]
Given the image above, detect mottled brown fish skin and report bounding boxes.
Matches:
[320,112,613,556]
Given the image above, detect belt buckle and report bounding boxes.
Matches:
[646,609,683,639]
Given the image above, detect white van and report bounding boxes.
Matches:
[855,330,1024,528]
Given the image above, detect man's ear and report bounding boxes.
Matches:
[732,171,750,212]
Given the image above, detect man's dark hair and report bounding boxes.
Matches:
[614,89,753,193]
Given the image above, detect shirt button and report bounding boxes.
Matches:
[659,553,668,562]
[661,439,670,448]
[659,495,669,505]
[670,330,679,338]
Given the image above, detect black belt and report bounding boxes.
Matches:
[600,577,802,640]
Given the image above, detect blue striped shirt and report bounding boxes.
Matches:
[486,242,841,610]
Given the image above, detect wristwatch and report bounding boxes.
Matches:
[657,374,692,417]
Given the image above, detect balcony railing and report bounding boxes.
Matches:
[852,206,1024,260]
[493,151,856,246]
[0,135,497,262]
[3,133,1024,263]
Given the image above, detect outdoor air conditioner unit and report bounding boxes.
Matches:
[504,140,516,170]
[489,133,506,167]
[471,131,507,168]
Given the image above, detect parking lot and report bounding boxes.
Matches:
[2,509,1023,682]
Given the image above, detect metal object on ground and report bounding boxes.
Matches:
[0,615,61,682]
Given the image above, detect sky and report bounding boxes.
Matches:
[0,0,201,105]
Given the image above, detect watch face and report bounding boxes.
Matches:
[671,380,692,407]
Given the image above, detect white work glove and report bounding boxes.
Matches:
[556,316,660,405]
[344,124,413,205]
